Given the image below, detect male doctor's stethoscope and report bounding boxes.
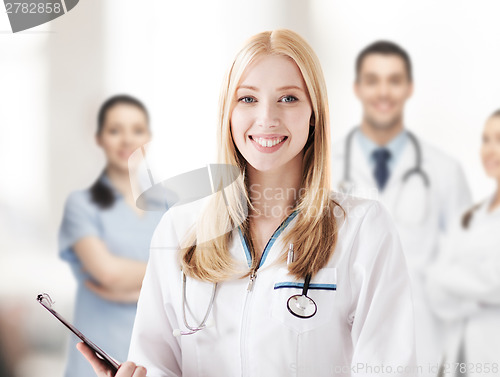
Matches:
[338,126,431,224]
[173,244,316,337]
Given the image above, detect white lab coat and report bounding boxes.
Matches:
[331,131,472,375]
[128,193,417,377]
[426,195,500,376]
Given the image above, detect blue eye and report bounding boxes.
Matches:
[280,95,298,103]
[239,97,256,103]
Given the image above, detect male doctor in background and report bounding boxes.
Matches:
[331,41,472,376]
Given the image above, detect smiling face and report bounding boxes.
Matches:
[230,54,313,174]
[96,103,151,173]
[481,116,500,180]
[355,54,413,130]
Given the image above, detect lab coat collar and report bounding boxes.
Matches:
[354,128,411,197]
[350,132,377,188]
[456,194,498,231]
[356,129,408,171]
[237,210,299,268]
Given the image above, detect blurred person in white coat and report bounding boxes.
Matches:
[331,41,472,375]
[77,29,417,377]
[426,110,500,376]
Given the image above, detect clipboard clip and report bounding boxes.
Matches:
[37,293,54,308]
[36,292,120,373]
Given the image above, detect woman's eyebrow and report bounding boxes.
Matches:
[237,85,258,91]
[236,85,305,91]
[277,85,304,91]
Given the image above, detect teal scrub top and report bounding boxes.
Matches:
[59,173,163,377]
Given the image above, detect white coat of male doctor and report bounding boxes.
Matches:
[331,41,472,376]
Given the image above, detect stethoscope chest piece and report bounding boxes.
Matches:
[286,273,317,319]
[287,294,317,319]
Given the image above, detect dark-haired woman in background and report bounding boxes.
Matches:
[59,95,163,377]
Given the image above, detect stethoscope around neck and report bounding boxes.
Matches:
[339,126,430,192]
[285,243,317,319]
[173,273,218,337]
[338,126,431,224]
[173,244,317,337]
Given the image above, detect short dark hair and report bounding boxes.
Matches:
[97,94,149,134]
[355,41,413,82]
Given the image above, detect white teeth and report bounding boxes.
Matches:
[254,137,285,148]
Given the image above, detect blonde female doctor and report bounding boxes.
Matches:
[426,110,500,375]
[78,29,417,377]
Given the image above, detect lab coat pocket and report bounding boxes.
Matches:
[271,267,337,333]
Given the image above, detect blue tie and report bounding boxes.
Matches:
[372,148,391,191]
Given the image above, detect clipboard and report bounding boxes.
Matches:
[36,293,120,373]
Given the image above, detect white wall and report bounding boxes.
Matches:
[0,4,50,249]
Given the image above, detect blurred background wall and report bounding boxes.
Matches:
[0,0,499,376]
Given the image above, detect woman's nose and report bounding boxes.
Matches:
[256,102,280,128]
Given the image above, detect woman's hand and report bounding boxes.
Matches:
[85,280,141,303]
[77,342,147,377]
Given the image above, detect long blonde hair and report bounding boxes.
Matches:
[180,29,343,282]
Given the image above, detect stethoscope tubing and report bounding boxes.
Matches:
[178,247,320,335]
[286,273,318,319]
[342,126,430,188]
[178,272,217,335]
